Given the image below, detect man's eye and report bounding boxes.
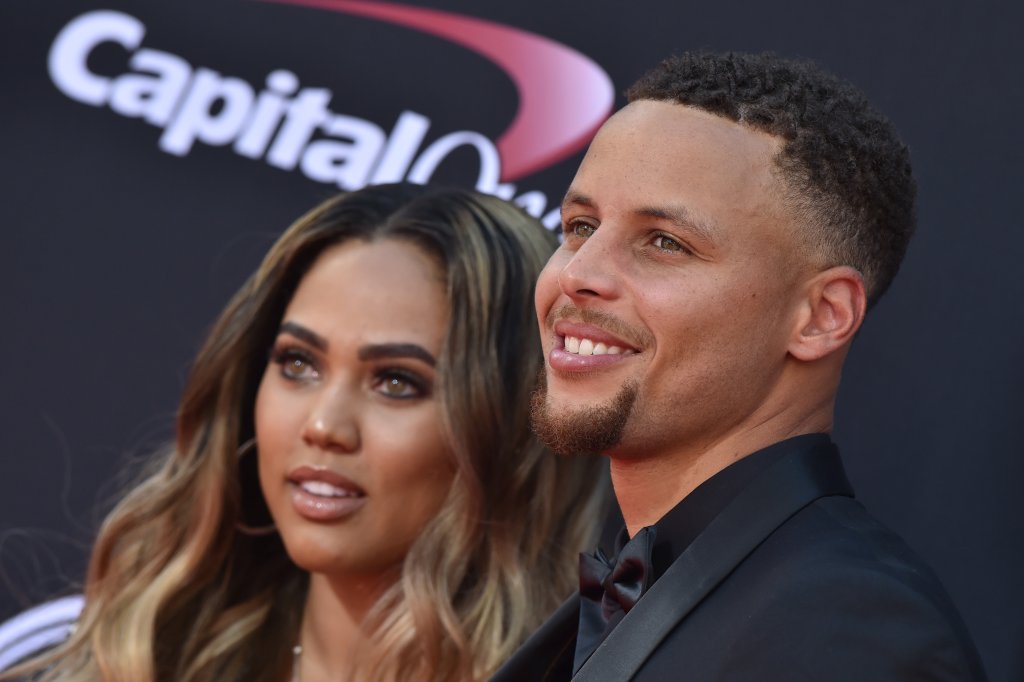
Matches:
[653,234,688,253]
[568,221,597,239]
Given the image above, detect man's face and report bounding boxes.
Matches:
[533,100,815,460]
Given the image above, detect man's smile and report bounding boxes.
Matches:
[549,320,642,372]
[562,335,632,356]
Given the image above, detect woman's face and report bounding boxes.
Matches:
[255,237,454,580]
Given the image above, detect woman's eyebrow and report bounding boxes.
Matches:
[278,323,436,366]
[278,321,328,351]
[357,343,436,367]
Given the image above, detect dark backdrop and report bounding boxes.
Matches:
[1,1,1021,679]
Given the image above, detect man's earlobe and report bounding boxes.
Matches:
[789,266,866,362]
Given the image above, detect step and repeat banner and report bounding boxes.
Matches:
[1,1,1021,678]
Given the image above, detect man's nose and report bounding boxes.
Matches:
[557,228,621,302]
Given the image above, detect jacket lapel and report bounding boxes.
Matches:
[491,594,580,682]
[574,444,853,681]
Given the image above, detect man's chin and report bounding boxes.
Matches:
[529,373,639,456]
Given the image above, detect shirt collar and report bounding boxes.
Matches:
[608,433,835,581]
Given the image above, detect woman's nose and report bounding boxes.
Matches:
[300,386,360,454]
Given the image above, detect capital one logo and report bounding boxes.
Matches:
[46,1,615,226]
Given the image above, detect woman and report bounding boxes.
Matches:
[2,183,607,681]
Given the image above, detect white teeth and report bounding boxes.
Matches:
[300,481,353,498]
[562,335,629,356]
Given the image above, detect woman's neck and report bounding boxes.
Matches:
[293,571,396,682]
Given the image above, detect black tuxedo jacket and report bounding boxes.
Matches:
[493,443,985,681]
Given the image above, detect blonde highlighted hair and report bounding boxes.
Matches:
[3,184,606,681]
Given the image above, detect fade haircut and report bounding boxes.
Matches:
[627,52,916,307]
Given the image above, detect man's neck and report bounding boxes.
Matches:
[610,407,833,536]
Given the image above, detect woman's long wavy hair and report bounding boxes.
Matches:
[4,183,607,682]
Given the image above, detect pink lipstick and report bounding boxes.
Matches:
[287,466,367,521]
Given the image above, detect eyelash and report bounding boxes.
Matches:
[562,219,695,257]
[270,346,319,381]
[269,345,430,400]
[562,219,596,243]
[372,369,430,400]
[651,233,694,256]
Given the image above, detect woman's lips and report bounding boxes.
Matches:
[287,466,366,521]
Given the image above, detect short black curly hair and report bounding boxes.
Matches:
[627,52,915,307]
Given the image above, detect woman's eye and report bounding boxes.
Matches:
[271,349,319,381]
[375,371,428,400]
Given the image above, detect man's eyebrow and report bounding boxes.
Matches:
[357,343,436,367]
[279,321,327,351]
[563,191,719,245]
[635,204,719,245]
[561,190,595,211]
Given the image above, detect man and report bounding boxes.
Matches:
[493,52,985,681]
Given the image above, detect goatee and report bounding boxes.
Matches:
[529,369,638,455]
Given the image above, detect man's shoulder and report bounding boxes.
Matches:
[759,495,945,582]
[743,496,975,641]
[643,496,986,680]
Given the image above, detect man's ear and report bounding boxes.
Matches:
[788,266,867,362]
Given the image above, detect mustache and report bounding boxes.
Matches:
[545,303,654,349]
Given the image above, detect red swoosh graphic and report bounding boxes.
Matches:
[258,0,614,181]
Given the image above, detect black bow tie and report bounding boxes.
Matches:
[575,527,656,673]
